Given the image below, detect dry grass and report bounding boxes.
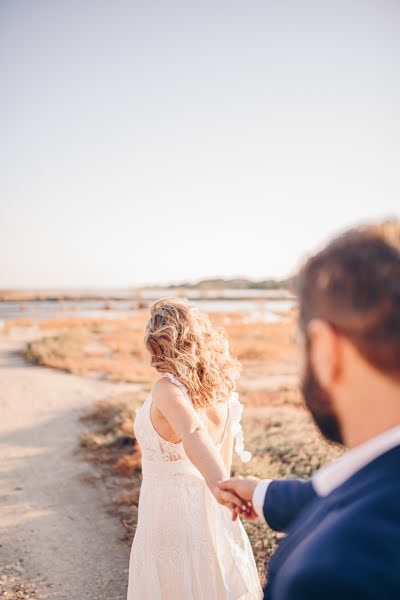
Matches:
[20,312,299,387]
[79,393,145,540]
[22,315,153,381]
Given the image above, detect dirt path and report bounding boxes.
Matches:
[0,331,141,599]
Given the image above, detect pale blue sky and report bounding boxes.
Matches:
[0,1,399,288]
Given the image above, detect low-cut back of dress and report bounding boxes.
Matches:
[127,372,262,600]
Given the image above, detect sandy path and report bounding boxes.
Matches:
[0,331,140,599]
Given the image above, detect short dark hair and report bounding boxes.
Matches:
[296,220,400,378]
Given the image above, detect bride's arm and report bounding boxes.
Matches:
[152,379,243,510]
[220,419,234,475]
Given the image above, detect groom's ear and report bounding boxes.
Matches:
[307,319,341,388]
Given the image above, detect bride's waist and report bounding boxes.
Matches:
[141,458,205,483]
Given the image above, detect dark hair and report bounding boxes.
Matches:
[296,221,400,378]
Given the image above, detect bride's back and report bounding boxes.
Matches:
[199,400,230,444]
[150,375,231,446]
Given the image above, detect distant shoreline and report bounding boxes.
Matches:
[0,287,295,303]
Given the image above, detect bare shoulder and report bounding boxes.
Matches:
[151,376,184,406]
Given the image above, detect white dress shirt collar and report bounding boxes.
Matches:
[312,425,400,497]
[252,425,400,519]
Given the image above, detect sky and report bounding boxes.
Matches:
[0,0,399,288]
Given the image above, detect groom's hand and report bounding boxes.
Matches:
[218,476,261,520]
[212,485,252,521]
[212,481,258,521]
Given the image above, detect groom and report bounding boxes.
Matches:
[219,223,400,599]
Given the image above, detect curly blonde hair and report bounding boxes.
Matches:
[144,298,241,408]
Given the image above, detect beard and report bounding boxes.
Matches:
[301,354,344,445]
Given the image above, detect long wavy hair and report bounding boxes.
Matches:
[144,298,241,408]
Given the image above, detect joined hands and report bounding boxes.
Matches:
[214,476,261,521]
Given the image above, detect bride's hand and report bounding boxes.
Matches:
[217,476,261,520]
[212,485,253,521]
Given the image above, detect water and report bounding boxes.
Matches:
[0,292,296,324]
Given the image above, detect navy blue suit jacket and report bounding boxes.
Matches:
[263,446,400,599]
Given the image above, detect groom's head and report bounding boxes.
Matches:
[296,221,400,447]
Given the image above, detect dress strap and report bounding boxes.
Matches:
[229,392,252,463]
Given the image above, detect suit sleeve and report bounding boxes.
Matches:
[263,479,317,532]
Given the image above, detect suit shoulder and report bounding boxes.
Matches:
[306,483,400,567]
[335,477,400,522]
[275,490,400,600]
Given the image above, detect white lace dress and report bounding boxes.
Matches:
[127,373,262,600]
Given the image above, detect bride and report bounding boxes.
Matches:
[127,298,262,599]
